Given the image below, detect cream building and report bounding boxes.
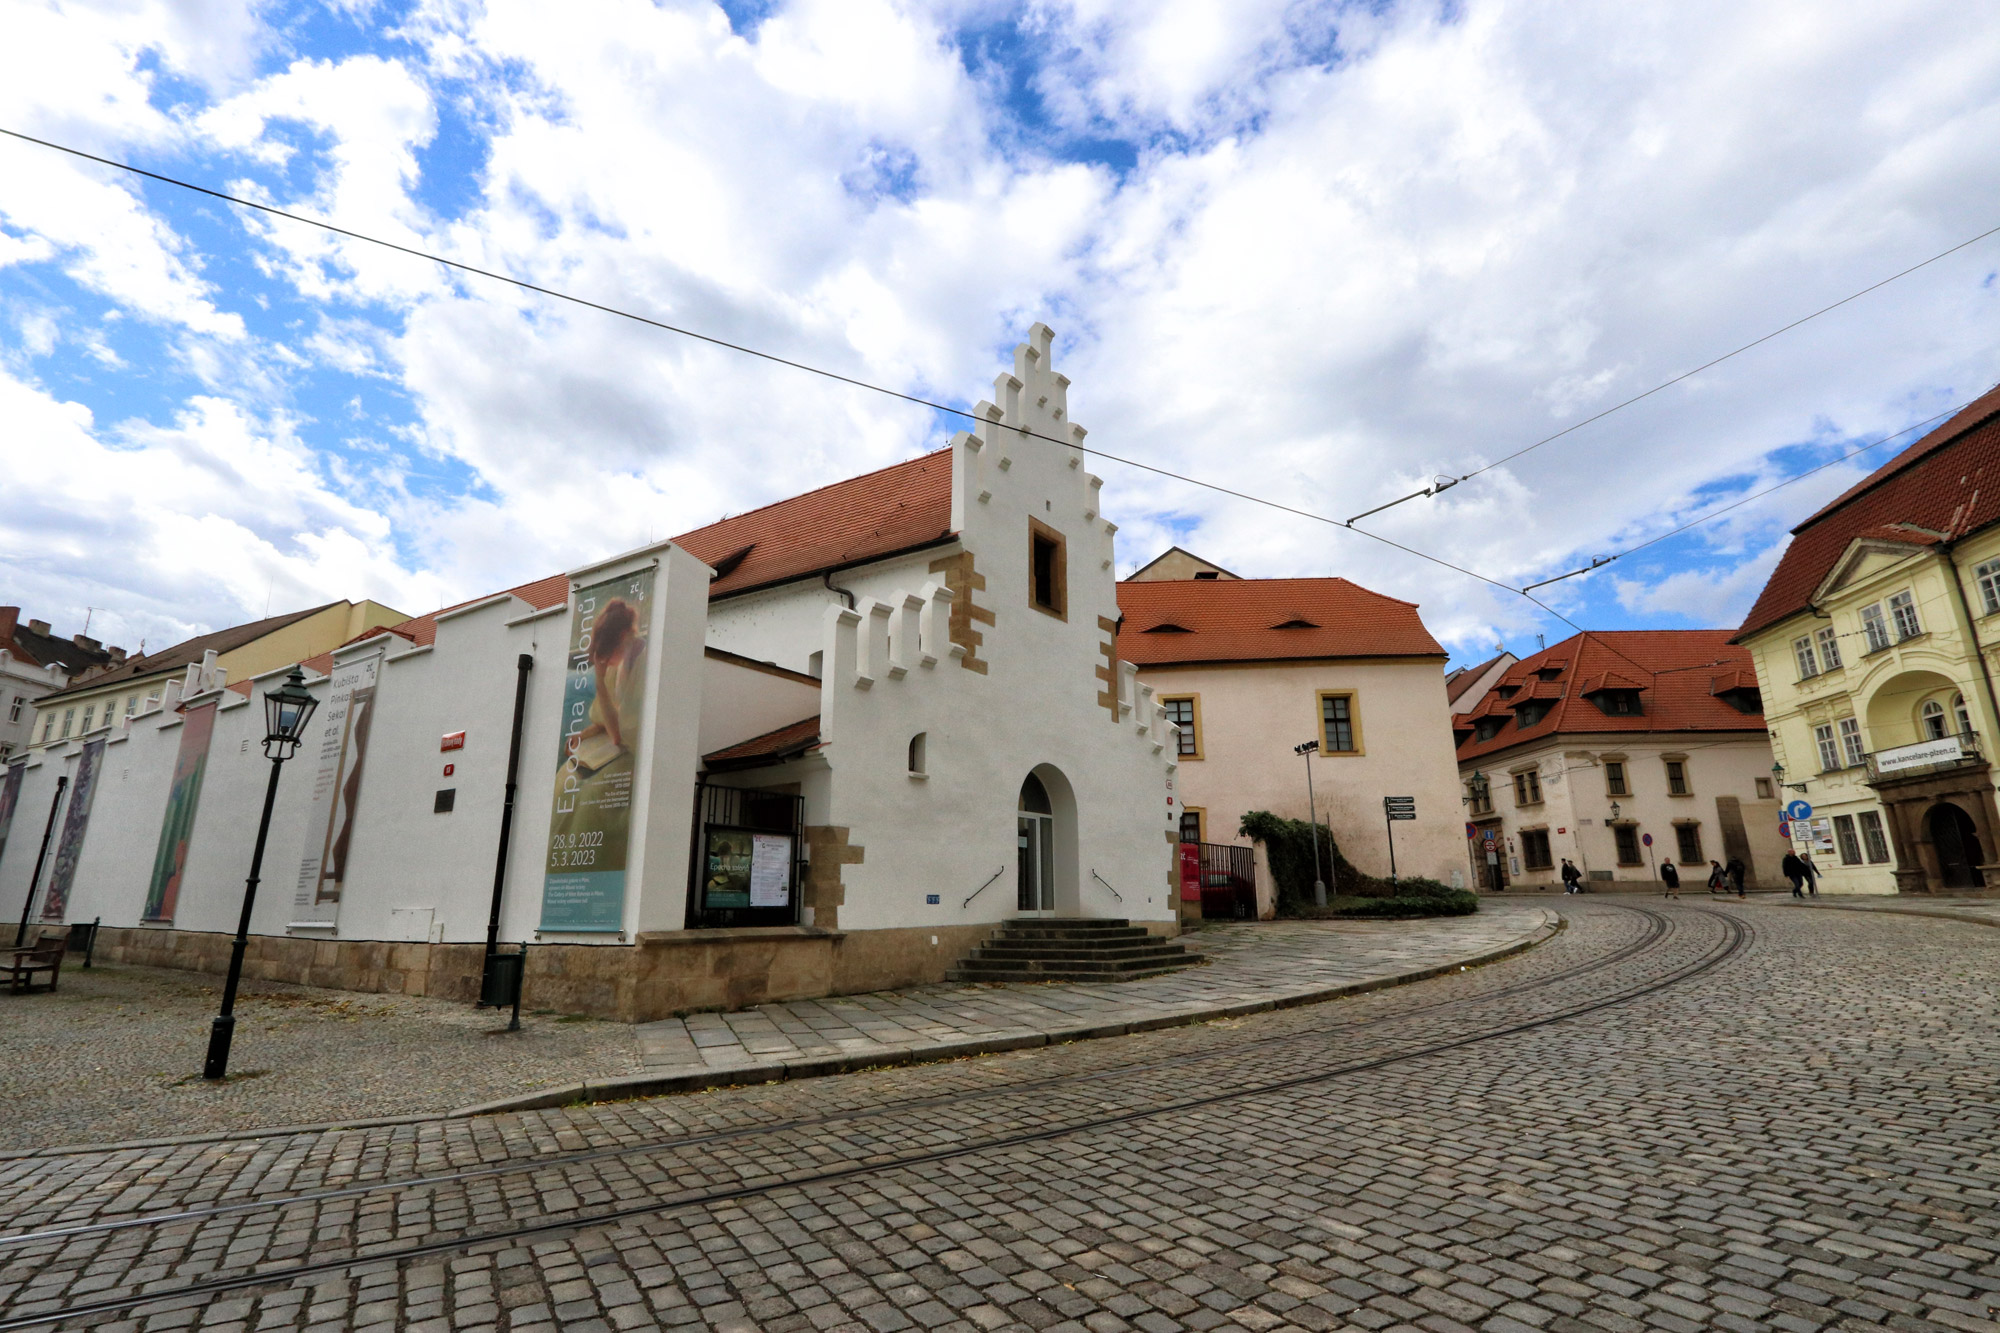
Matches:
[1453,631,1785,890]
[1119,558,1467,916]
[1735,384,2000,894]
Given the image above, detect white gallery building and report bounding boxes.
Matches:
[0,327,1182,1020]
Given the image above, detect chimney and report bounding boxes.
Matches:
[0,608,16,640]
[27,619,50,636]
[73,634,101,653]
[108,647,127,664]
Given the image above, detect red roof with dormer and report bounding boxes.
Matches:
[1453,630,1765,764]
[1115,577,1445,666]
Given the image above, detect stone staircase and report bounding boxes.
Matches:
[948,918,1199,984]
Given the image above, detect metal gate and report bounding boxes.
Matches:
[1195,842,1256,919]
[686,783,805,928]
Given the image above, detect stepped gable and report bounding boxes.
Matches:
[1737,383,2000,641]
[1453,630,1764,763]
[949,918,1198,983]
[672,450,956,600]
[1115,576,1444,667]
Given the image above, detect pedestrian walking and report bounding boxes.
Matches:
[1727,856,1747,897]
[1660,860,1680,898]
[1560,858,1582,894]
[1707,859,1727,893]
[1801,853,1820,897]
[1781,850,1807,898]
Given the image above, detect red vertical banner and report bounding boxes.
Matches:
[1178,841,1202,902]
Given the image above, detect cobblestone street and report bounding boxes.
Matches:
[3,899,1998,1333]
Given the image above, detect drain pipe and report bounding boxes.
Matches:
[15,775,67,947]
[483,654,534,967]
[823,570,855,609]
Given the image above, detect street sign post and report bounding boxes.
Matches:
[1382,796,1415,882]
[1785,799,1813,821]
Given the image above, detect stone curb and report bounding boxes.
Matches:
[0,909,1558,1158]
[1772,899,2000,929]
[452,908,1562,1117]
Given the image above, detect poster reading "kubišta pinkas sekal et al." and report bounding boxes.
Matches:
[541,568,654,934]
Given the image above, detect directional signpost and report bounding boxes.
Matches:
[1383,796,1415,882]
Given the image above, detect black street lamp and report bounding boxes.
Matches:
[1770,761,1808,794]
[203,666,318,1081]
[1293,740,1327,907]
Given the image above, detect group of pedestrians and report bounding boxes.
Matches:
[1557,850,1818,899]
[1781,850,1821,897]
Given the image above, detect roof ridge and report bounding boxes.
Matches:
[1791,384,2000,535]
[671,447,950,543]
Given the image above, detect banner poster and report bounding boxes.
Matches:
[293,654,383,925]
[541,568,655,932]
[0,761,24,871]
[142,700,219,923]
[42,737,106,921]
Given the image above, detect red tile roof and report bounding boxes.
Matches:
[1115,577,1445,666]
[702,714,822,769]
[1737,385,2000,640]
[1453,630,1764,764]
[1445,652,1506,703]
[378,574,573,649]
[672,451,956,600]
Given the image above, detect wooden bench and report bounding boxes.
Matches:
[4,937,65,993]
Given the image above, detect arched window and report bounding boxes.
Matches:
[908,732,927,776]
[1019,772,1052,813]
[1921,700,1947,740]
[1017,773,1055,913]
[1954,693,1972,737]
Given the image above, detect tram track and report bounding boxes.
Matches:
[0,904,1647,1249]
[0,904,1750,1332]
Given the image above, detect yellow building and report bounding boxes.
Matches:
[1735,386,2000,894]
[28,601,407,748]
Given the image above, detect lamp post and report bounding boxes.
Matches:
[203,666,318,1082]
[1771,761,1808,794]
[1294,740,1327,907]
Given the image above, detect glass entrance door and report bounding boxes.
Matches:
[1017,814,1055,913]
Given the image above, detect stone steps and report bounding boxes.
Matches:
[947,917,1199,984]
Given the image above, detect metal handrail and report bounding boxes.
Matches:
[1091,869,1123,902]
[962,866,1006,909]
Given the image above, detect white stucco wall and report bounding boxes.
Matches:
[1141,658,1466,884]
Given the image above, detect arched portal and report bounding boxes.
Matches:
[1926,802,1986,889]
[1016,766,1081,916]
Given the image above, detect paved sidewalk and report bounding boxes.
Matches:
[1776,893,2000,928]
[477,904,1557,1112]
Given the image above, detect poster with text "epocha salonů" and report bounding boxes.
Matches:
[541,568,654,933]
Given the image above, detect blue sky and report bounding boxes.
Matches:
[2,0,1997,667]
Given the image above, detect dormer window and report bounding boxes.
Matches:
[1142,622,1191,634]
[1591,690,1643,716]
[1272,618,1318,630]
[1516,702,1551,727]
[1535,668,1562,682]
[1193,571,1219,580]
[1475,717,1505,741]
[1495,684,1519,699]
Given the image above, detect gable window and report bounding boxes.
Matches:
[1027,519,1066,619]
[1921,700,1947,740]
[1832,814,1863,866]
[1814,724,1841,772]
[1604,761,1628,796]
[1613,824,1642,866]
[1857,810,1891,863]
[1319,693,1359,753]
[1888,590,1921,641]
[1664,758,1690,795]
[1520,829,1552,869]
[1861,603,1891,653]
[1513,770,1543,805]
[1981,559,2000,616]
[1814,626,1842,671]
[1674,823,1703,864]
[1838,716,1865,768]
[1793,635,1818,679]
[1162,697,1201,759]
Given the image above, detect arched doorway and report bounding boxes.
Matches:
[1018,773,1057,915]
[1926,802,1986,889]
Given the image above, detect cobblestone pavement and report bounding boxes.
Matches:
[0,964,640,1151]
[5,900,2000,1333]
[632,910,1553,1074]
[1777,894,2000,929]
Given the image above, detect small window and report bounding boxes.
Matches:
[39,714,54,743]
[60,707,74,739]
[1921,700,1947,740]
[1857,810,1891,863]
[1192,571,1220,580]
[1838,717,1865,768]
[1028,519,1066,619]
[1320,693,1358,753]
[1613,825,1642,866]
[1513,770,1542,805]
[1814,626,1842,671]
[1861,603,1891,653]
[433,788,456,814]
[1814,724,1840,772]
[1664,759,1690,795]
[908,732,927,776]
[1520,829,1552,870]
[1179,809,1203,843]
[1980,560,2000,616]
[1832,814,1863,866]
[1792,636,1818,679]
[80,705,95,733]
[125,694,138,717]
[1161,697,1200,758]
[1605,761,1628,796]
[5,697,18,723]
[1755,777,1773,800]
[1675,824,1703,864]
[1954,693,1971,736]
[1889,590,1920,641]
